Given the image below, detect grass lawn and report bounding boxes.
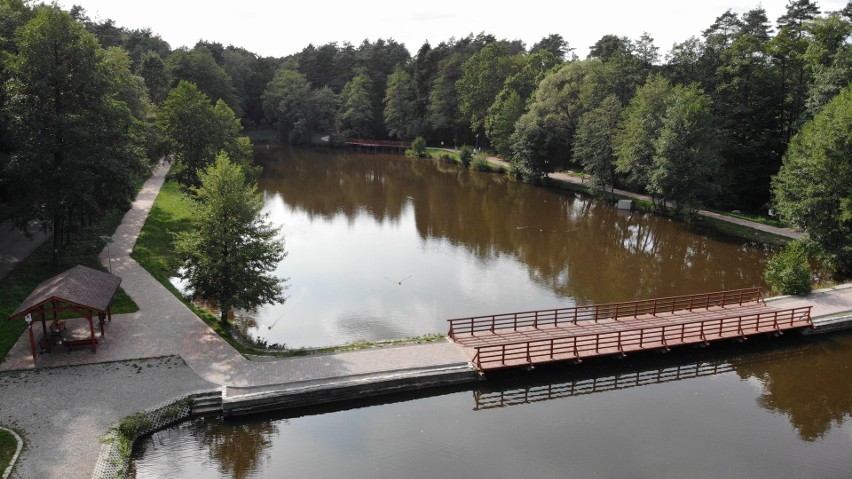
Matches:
[0,210,138,362]
[0,427,19,475]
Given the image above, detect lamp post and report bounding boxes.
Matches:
[99,236,114,273]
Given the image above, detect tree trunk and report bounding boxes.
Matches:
[219,303,229,325]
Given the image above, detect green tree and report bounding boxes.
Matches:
[176,153,286,325]
[309,86,340,139]
[803,14,852,118]
[428,52,467,142]
[383,66,420,140]
[531,34,574,61]
[572,95,622,196]
[485,49,562,156]
[339,69,374,138]
[159,81,252,188]
[769,0,821,141]
[764,240,812,295]
[509,61,600,179]
[139,50,170,105]
[261,69,312,143]
[166,46,242,116]
[485,89,525,157]
[647,85,720,214]
[614,74,673,198]
[3,6,145,263]
[457,42,523,132]
[712,7,781,210]
[772,84,852,275]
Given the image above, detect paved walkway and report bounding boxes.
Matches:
[485,156,803,240]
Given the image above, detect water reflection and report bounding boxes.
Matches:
[131,416,279,479]
[131,335,852,479]
[250,148,770,347]
[732,333,852,441]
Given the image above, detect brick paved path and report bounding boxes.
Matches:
[0,162,472,388]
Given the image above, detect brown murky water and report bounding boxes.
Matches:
[140,151,852,476]
[224,148,770,348]
[130,333,852,478]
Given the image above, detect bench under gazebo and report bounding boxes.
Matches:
[8,265,121,361]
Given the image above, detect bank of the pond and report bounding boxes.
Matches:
[479,155,800,245]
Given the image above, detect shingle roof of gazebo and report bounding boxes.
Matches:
[10,265,121,319]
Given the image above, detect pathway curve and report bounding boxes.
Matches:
[485,156,803,240]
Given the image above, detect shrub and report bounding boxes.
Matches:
[471,153,491,171]
[459,145,473,167]
[764,240,812,295]
[410,136,427,158]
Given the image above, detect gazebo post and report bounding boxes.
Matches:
[40,304,48,339]
[28,323,36,361]
[87,312,97,353]
[98,312,105,337]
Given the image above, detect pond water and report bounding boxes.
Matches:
[211,148,770,348]
[130,333,852,478]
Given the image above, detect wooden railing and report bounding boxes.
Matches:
[471,306,811,371]
[448,288,764,338]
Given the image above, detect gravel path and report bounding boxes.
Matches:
[0,356,215,479]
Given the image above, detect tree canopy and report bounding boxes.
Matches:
[772,84,852,274]
[158,81,252,188]
[175,153,287,325]
[2,5,147,263]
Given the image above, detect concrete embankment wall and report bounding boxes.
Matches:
[222,364,480,416]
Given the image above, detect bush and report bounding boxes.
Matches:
[459,145,473,167]
[764,240,812,295]
[471,153,492,171]
[410,136,427,158]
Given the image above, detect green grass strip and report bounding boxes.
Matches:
[0,427,20,476]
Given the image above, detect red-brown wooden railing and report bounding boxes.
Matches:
[448,288,764,338]
[470,306,811,371]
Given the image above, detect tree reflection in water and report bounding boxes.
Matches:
[188,416,279,479]
[257,148,771,306]
[733,334,852,441]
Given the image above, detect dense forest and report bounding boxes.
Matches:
[0,0,850,275]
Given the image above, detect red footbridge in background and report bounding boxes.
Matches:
[447,288,812,373]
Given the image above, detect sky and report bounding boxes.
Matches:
[57,0,848,59]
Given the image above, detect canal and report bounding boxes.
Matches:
[130,333,852,478]
[213,148,772,348]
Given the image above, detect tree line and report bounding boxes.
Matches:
[0,0,850,277]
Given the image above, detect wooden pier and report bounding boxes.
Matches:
[448,288,812,372]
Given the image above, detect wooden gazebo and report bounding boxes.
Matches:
[8,265,121,360]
